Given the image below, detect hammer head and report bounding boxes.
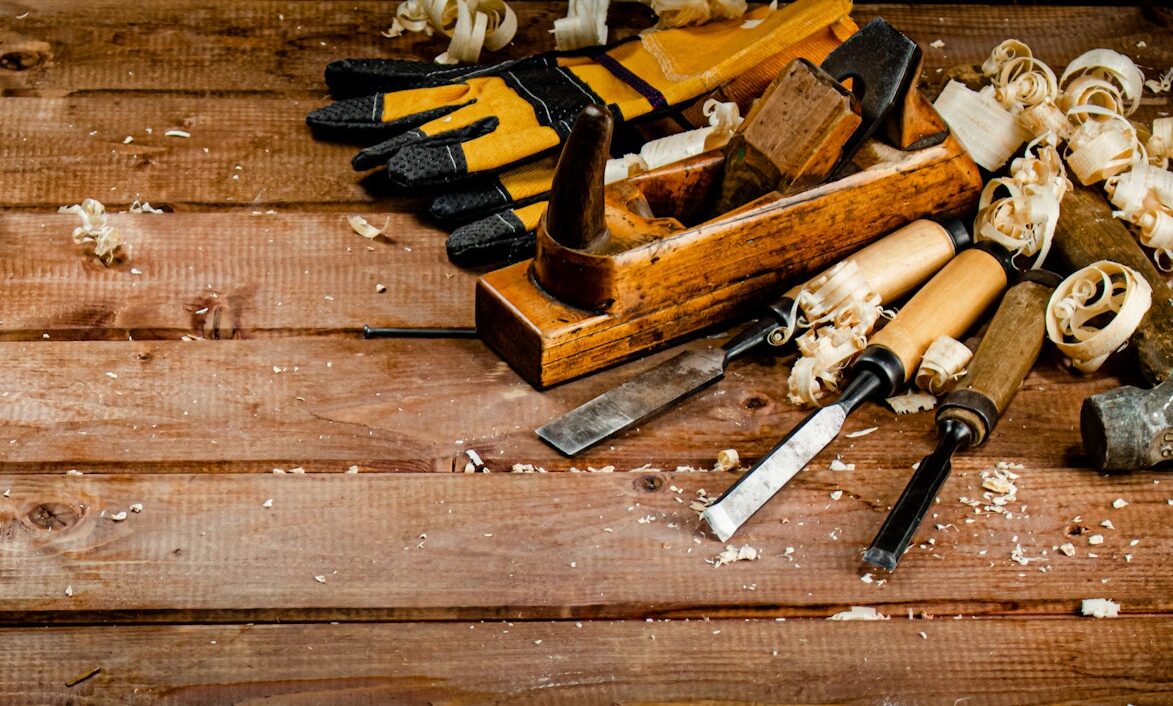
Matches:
[1081,377,1173,471]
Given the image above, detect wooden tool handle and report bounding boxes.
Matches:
[869,246,1009,381]
[1053,184,1173,385]
[783,219,966,301]
[938,271,1060,445]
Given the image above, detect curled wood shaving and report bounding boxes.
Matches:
[974,176,1061,269]
[915,336,972,395]
[603,100,742,182]
[1064,112,1144,185]
[58,198,124,265]
[934,80,1030,171]
[348,214,392,239]
[1046,260,1152,373]
[713,448,740,472]
[981,39,1034,78]
[1107,163,1173,268]
[1144,67,1173,96]
[1015,100,1074,142]
[785,260,886,406]
[634,0,747,29]
[552,0,609,50]
[1060,49,1144,118]
[391,0,516,64]
[992,56,1058,111]
[1145,116,1173,169]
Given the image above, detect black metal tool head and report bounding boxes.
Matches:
[819,17,922,173]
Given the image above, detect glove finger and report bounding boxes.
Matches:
[446,202,546,266]
[307,83,479,142]
[428,157,556,221]
[353,116,499,171]
[388,124,560,186]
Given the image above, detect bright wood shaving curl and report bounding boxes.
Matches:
[975,137,1067,270]
[981,39,1034,78]
[915,336,972,395]
[1144,67,1173,96]
[58,198,124,265]
[1064,112,1144,185]
[389,0,516,64]
[552,0,609,50]
[1046,260,1152,373]
[934,80,1029,171]
[1106,163,1173,263]
[1146,116,1172,169]
[637,0,748,29]
[885,391,937,415]
[1060,49,1144,118]
[603,100,743,182]
[784,260,884,406]
[992,56,1058,111]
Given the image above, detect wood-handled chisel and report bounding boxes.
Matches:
[702,243,1015,542]
[536,218,972,456]
[863,269,1062,570]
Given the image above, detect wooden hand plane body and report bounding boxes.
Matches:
[477,19,983,388]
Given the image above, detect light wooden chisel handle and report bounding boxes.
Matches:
[937,270,1061,445]
[868,244,1012,381]
[782,218,969,302]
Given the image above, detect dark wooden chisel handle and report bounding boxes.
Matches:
[1052,184,1173,385]
[937,270,1061,445]
[868,245,1012,382]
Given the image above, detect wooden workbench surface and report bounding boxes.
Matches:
[1,2,1171,703]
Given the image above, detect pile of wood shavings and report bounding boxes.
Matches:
[706,544,759,568]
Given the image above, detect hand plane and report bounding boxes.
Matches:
[476,19,983,388]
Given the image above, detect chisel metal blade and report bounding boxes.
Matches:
[703,403,848,542]
[537,348,727,456]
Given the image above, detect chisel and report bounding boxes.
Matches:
[702,243,1014,542]
[863,269,1061,570]
[537,218,971,456]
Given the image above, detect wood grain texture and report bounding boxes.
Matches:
[0,336,1120,472]
[0,468,1168,622]
[0,212,473,338]
[1,3,1168,96]
[2,619,1170,704]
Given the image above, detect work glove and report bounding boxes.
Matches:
[307,0,854,190]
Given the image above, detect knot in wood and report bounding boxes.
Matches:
[27,502,82,530]
[742,394,771,411]
[0,39,52,71]
[635,474,663,493]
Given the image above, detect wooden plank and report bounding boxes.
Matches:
[0,96,390,209]
[0,469,1167,622]
[1,619,1170,704]
[0,213,473,338]
[2,3,1168,96]
[0,337,1122,471]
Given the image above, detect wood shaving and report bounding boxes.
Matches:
[605,100,743,182]
[633,0,748,30]
[707,544,759,567]
[129,199,164,214]
[828,456,855,472]
[980,464,1019,497]
[109,511,127,522]
[1144,67,1173,95]
[462,449,487,473]
[65,585,74,598]
[1065,113,1144,185]
[1112,498,1129,509]
[844,427,878,438]
[885,391,937,415]
[1106,163,1173,259]
[934,80,1030,171]
[430,0,517,64]
[827,606,889,621]
[1100,519,1114,529]
[164,129,191,138]
[129,503,143,513]
[974,140,1065,269]
[347,214,391,239]
[58,198,124,265]
[915,336,972,394]
[314,575,327,584]
[1046,261,1152,373]
[1058,543,1076,557]
[1080,598,1119,618]
[992,56,1058,111]
[786,260,885,405]
[1087,534,1104,545]
[1060,49,1144,118]
[552,0,608,50]
[510,463,547,473]
[262,498,273,508]
[713,448,740,472]
[829,490,843,501]
[981,39,1034,78]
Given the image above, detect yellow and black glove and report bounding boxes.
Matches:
[308,0,854,189]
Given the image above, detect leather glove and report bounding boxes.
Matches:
[307,0,853,188]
